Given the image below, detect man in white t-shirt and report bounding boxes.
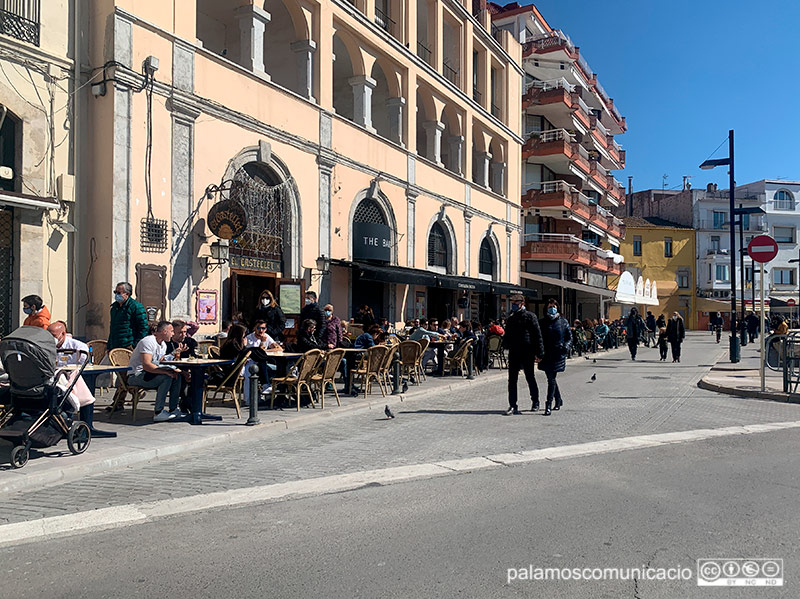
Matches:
[48,321,90,366]
[243,319,282,405]
[128,320,184,422]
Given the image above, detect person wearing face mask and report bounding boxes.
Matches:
[538,299,571,416]
[107,281,149,412]
[320,304,343,349]
[300,290,324,334]
[501,294,544,415]
[624,307,644,361]
[22,294,51,329]
[666,311,686,363]
[253,290,286,342]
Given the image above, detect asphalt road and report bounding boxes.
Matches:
[2,424,798,598]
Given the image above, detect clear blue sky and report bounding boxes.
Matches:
[522,0,800,192]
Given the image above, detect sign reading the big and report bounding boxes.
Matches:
[353,222,391,262]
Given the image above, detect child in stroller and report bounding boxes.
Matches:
[0,326,91,468]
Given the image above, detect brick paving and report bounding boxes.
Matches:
[2,332,800,525]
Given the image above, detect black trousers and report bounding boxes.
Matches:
[659,342,668,360]
[627,339,638,359]
[545,370,562,405]
[671,341,682,361]
[507,352,538,408]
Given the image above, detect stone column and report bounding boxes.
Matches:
[348,75,377,131]
[464,212,472,277]
[235,5,271,77]
[386,97,405,147]
[490,161,505,195]
[448,135,464,176]
[475,151,491,188]
[423,121,445,166]
[291,39,317,100]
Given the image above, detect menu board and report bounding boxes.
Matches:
[280,283,302,315]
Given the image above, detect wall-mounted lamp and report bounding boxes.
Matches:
[201,239,229,270]
[313,254,330,280]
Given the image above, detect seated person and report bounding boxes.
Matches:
[48,321,94,420]
[296,318,325,353]
[216,320,232,342]
[244,320,282,404]
[127,321,183,422]
[409,319,441,369]
[456,321,477,349]
[355,325,384,349]
[164,319,197,412]
[594,319,610,350]
[487,320,505,337]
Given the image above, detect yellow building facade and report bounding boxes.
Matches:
[610,217,697,329]
[76,0,526,338]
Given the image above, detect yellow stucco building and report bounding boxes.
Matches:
[609,217,697,329]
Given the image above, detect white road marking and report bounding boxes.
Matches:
[3,420,800,547]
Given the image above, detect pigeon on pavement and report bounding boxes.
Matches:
[590,373,596,382]
[385,405,395,419]
[593,358,597,363]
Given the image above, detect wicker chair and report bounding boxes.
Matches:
[202,352,250,418]
[208,345,221,359]
[270,349,325,411]
[378,344,399,391]
[86,339,109,392]
[443,339,473,377]
[107,348,145,420]
[196,339,215,357]
[415,337,430,381]
[398,340,422,385]
[486,335,506,369]
[309,348,346,408]
[349,345,390,398]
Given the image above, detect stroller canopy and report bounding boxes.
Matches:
[0,326,58,392]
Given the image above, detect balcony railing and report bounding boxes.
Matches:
[698,219,764,231]
[522,233,615,273]
[536,128,570,143]
[443,62,459,87]
[374,6,395,35]
[526,29,575,53]
[524,77,574,94]
[594,80,610,104]
[574,94,591,116]
[417,41,433,65]
[0,0,40,46]
[590,115,608,137]
[590,159,607,179]
[576,52,593,80]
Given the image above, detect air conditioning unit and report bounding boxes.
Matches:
[575,269,586,282]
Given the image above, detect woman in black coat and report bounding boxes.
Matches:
[252,290,286,342]
[666,311,686,363]
[538,299,572,416]
[625,307,644,361]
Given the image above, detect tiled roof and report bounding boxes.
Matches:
[622,216,693,229]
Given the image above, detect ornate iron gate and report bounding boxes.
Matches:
[0,208,13,336]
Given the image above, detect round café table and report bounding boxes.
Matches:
[171,358,234,425]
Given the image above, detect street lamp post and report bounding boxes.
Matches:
[700,129,739,362]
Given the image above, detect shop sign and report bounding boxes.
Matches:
[208,199,248,239]
[229,254,281,272]
[354,222,391,262]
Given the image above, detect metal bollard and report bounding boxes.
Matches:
[467,345,475,380]
[392,353,402,395]
[247,364,261,426]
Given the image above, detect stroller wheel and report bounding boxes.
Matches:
[10,445,29,469]
[67,422,91,455]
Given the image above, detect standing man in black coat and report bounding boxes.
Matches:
[502,294,544,415]
[625,307,644,361]
[300,290,325,334]
[666,311,686,363]
[539,299,571,416]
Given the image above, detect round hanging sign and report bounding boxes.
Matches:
[207,198,247,239]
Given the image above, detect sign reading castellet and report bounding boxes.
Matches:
[353,222,391,262]
[208,198,247,239]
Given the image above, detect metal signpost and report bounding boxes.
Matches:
[748,235,778,392]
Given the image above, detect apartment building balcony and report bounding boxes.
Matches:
[606,176,625,204]
[523,78,592,130]
[521,30,578,61]
[522,180,593,221]
[588,114,609,149]
[606,140,625,168]
[524,130,592,175]
[589,159,607,189]
[589,203,626,239]
[521,233,618,274]
[0,0,40,46]
[698,219,765,232]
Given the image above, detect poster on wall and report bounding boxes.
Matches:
[415,291,426,319]
[197,290,218,324]
[280,283,302,315]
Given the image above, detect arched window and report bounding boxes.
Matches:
[352,198,392,264]
[0,109,18,193]
[774,190,795,211]
[229,162,286,265]
[428,222,448,268]
[353,198,387,226]
[479,237,495,277]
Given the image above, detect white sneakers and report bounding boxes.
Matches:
[153,408,182,422]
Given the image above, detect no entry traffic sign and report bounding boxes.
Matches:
[748,235,778,263]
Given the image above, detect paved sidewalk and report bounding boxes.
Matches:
[0,364,512,495]
[698,332,800,402]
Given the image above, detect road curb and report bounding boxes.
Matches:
[697,376,800,403]
[0,371,508,496]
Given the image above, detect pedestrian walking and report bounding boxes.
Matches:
[538,299,571,416]
[666,312,686,362]
[22,295,51,329]
[502,294,544,415]
[252,290,286,342]
[625,307,644,361]
[745,311,759,342]
[657,326,668,361]
[645,311,657,347]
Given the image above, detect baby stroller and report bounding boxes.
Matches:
[0,326,91,469]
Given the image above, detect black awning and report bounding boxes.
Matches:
[436,275,493,294]
[491,282,539,299]
[354,263,438,287]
